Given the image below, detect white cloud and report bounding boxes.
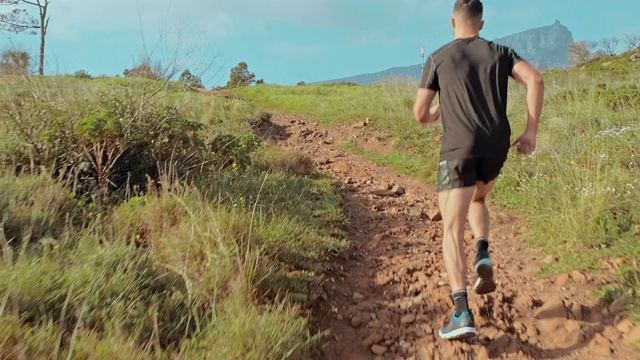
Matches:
[47,0,448,43]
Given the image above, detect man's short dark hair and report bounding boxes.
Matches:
[454,0,483,21]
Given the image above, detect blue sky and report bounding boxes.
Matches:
[1,0,639,87]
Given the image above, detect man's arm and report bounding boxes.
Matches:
[413,88,440,124]
[510,60,544,154]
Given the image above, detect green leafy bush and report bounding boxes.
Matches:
[0,85,205,194]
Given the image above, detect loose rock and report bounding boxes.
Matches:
[362,333,383,347]
[400,313,416,325]
[428,209,442,222]
[371,344,388,355]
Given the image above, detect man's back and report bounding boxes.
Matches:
[421,37,521,160]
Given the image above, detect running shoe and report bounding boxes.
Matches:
[438,310,476,340]
[474,247,496,295]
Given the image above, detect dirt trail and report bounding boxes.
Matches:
[256,111,640,360]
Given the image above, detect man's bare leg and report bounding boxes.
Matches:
[468,179,497,239]
[439,186,475,293]
[437,185,476,340]
[468,179,498,294]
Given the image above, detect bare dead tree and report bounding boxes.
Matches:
[0,0,50,75]
[568,41,598,67]
[600,37,620,56]
[134,4,222,90]
[624,34,640,51]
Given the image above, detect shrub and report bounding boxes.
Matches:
[74,69,92,79]
[0,83,205,194]
[0,50,30,75]
[123,62,162,80]
[179,69,203,89]
[226,62,255,88]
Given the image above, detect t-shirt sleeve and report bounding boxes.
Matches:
[507,47,522,75]
[419,55,439,90]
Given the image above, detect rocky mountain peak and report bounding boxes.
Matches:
[494,21,574,70]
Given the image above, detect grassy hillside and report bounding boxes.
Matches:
[231,50,640,317]
[0,76,346,358]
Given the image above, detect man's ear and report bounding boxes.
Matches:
[479,20,485,31]
[451,17,456,29]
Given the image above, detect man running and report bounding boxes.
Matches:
[413,0,544,340]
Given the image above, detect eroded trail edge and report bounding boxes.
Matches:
[258,111,640,360]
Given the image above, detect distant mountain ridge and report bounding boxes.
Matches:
[318,21,573,85]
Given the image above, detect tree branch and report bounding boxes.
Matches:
[21,1,40,7]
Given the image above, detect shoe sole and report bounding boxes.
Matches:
[438,327,477,340]
[474,259,496,295]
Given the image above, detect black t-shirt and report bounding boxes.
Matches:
[420,36,521,160]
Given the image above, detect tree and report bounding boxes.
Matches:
[624,34,640,51]
[225,62,255,88]
[179,69,203,89]
[568,41,598,67]
[0,0,50,75]
[123,62,161,80]
[0,49,29,75]
[600,37,620,56]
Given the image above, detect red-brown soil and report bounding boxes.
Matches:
[256,110,640,360]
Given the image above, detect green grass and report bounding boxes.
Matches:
[231,50,640,316]
[230,80,444,180]
[0,76,346,358]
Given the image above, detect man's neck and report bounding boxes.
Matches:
[454,30,480,39]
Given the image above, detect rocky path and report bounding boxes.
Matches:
[255,111,640,359]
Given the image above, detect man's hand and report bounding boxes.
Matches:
[428,104,441,123]
[511,131,537,155]
[413,88,439,124]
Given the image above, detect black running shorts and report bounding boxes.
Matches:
[437,155,508,192]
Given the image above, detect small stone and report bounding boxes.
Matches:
[401,313,416,325]
[421,323,433,334]
[543,255,556,265]
[392,184,406,195]
[513,321,527,334]
[571,270,587,282]
[372,189,396,197]
[556,273,570,286]
[362,333,383,347]
[371,345,388,355]
[427,209,442,222]
[351,316,364,328]
[353,292,365,300]
[398,340,410,350]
